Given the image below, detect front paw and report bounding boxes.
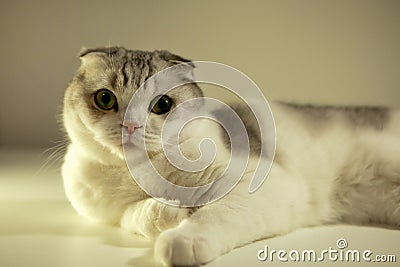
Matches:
[154,225,221,266]
[137,198,190,239]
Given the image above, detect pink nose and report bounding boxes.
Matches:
[121,121,141,134]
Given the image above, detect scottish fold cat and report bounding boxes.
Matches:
[62,46,400,266]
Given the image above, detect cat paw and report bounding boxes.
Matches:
[138,198,190,239]
[154,225,221,266]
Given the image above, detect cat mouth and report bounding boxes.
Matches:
[121,141,136,148]
[121,134,138,148]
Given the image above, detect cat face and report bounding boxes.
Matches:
[63,47,203,160]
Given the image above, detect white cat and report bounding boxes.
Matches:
[62,47,400,266]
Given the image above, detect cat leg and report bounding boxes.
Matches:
[120,197,191,239]
[154,165,321,266]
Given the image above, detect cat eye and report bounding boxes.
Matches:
[94,89,117,111]
[149,95,172,115]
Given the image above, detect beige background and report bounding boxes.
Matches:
[1,0,399,147]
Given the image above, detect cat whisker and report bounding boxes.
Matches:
[34,140,68,177]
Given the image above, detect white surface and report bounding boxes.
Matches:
[0,149,399,266]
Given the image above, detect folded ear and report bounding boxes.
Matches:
[79,46,122,58]
[155,50,195,67]
[77,46,122,69]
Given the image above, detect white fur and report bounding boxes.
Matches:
[62,100,400,266]
[62,48,400,266]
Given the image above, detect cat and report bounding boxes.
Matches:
[62,46,400,266]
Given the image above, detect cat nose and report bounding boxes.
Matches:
[121,121,141,134]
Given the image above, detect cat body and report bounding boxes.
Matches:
[62,47,400,266]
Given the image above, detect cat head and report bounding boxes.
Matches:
[63,47,205,163]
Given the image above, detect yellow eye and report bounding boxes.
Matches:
[94,89,117,110]
[149,95,172,114]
